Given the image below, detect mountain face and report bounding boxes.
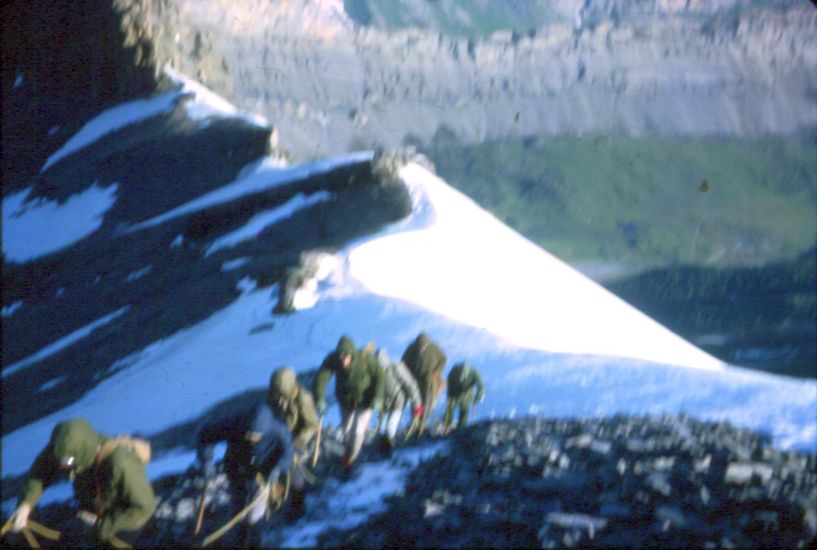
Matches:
[1,36,816,547]
[86,0,817,162]
[5,0,815,177]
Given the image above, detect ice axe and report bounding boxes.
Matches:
[194,472,209,536]
[312,416,323,468]
[201,476,271,547]
[2,517,62,547]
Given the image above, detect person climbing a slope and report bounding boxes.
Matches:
[313,335,384,468]
[443,362,485,432]
[375,347,424,454]
[268,365,320,520]
[401,332,447,433]
[8,418,155,546]
[195,403,293,546]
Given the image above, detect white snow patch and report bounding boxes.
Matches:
[348,163,724,371]
[221,257,251,271]
[125,265,153,283]
[290,254,345,311]
[205,191,332,256]
[170,234,185,249]
[38,375,68,393]
[236,277,258,294]
[3,306,130,378]
[2,301,23,318]
[163,65,268,127]
[490,355,817,450]
[275,441,449,547]
[2,184,118,263]
[41,94,180,171]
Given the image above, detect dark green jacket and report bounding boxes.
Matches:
[314,338,385,409]
[402,333,447,382]
[270,385,320,450]
[20,419,155,542]
[446,363,485,402]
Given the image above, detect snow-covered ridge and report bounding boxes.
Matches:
[39,66,267,175]
[120,152,372,235]
[348,162,724,371]
[3,148,815,485]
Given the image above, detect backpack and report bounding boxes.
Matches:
[97,435,152,465]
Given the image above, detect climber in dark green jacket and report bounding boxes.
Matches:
[402,332,447,431]
[443,362,485,432]
[314,335,385,466]
[9,418,155,545]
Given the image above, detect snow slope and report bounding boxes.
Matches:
[3,153,816,481]
[351,163,725,369]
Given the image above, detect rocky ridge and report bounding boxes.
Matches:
[319,415,817,548]
[10,414,816,548]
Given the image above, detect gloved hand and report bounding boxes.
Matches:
[316,398,327,415]
[412,404,424,419]
[9,502,31,533]
[77,510,98,527]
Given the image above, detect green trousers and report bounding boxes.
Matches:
[443,389,475,430]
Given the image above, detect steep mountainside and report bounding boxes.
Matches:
[106,0,817,162]
[6,0,813,174]
[3,0,815,381]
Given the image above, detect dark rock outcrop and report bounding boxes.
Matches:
[2,0,164,186]
[9,414,815,548]
[319,415,817,548]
